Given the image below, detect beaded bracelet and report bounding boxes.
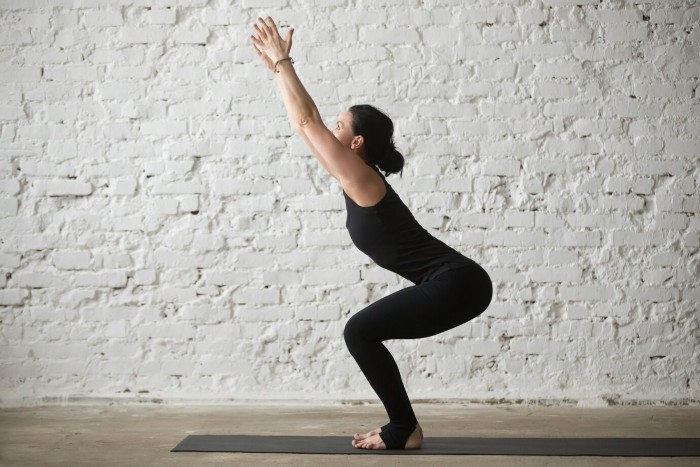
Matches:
[274,56,294,73]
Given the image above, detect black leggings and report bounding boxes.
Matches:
[343,259,493,449]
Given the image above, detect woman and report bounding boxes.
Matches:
[250,17,493,450]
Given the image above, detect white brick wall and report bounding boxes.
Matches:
[0,0,698,407]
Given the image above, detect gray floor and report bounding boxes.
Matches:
[1,403,699,466]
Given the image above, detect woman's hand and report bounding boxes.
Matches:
[250,16,294,73]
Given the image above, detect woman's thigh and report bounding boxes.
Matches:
[345,262,491,343]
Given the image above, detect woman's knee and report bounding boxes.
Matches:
[343,314,364,347]
[478,271,494,313]
[460,262,493,317]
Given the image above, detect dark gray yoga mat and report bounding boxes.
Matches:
[171,435,700,456]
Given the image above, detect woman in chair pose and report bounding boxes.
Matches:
[250,17,493,450]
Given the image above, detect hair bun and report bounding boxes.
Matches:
[378,145,404,176]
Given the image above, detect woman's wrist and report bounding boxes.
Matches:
[274,56,294,73]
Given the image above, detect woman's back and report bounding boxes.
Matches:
[343,166,471,285]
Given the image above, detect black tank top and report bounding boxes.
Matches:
[343,166,472,285]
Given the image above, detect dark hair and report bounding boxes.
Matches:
[348,104,405,177]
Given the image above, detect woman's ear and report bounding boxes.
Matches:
[351,135,364,150]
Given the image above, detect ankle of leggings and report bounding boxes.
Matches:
[378,421,417,450]
[381,416,418,432]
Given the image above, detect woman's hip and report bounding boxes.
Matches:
[419,259,493,312]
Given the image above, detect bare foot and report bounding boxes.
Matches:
[351,423,423,450]
[353,426,382,442]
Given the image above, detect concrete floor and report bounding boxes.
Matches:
[1,403,699,466]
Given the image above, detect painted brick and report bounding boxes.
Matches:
[0,0,696,409]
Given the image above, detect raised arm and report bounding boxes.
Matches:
[250,17,376,186]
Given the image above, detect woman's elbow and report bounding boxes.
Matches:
[297,116,311,130]
[294,112,322,132]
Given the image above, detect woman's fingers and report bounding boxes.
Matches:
[285,28,294,54]
[257,17,273,38]
[253,22,267,39]
[256,16,293,43]
[267,16,280,36]
[252,16,293,67]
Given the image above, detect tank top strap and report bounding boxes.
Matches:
[367,162,389,186]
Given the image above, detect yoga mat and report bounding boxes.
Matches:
[171,435,700,456]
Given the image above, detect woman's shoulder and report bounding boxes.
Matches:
[341,166,388,208]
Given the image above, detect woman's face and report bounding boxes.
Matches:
[332,110,360,150]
